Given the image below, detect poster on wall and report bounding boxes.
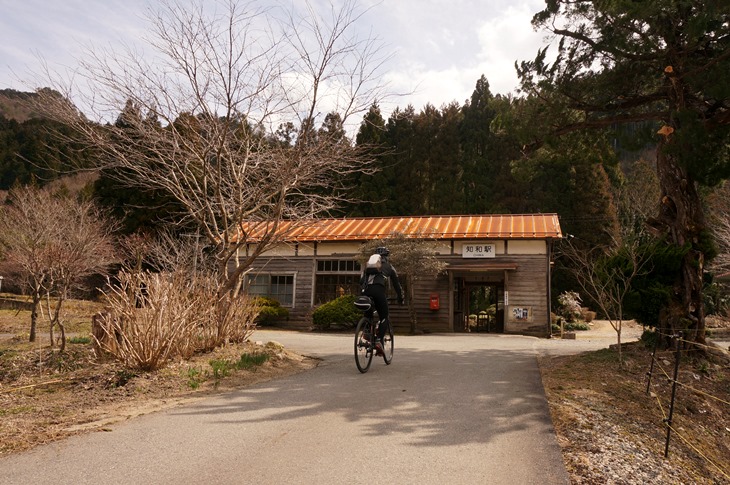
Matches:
[508,305,533,323]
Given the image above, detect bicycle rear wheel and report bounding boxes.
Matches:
[354,317,374,373]
[382,321,394,365]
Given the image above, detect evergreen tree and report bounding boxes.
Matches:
[347,103,388,216]
[381,105,417,216]
[0,114,92,189]
[517,0,730,345]
[460,75,498,213]
[93,100,185,234]
[410,104,440,213]
[428,102,463,213]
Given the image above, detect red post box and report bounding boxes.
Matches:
[429,293,440,311]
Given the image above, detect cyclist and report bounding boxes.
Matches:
[360,246,404,355]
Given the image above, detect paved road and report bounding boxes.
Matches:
[0,327,636,485]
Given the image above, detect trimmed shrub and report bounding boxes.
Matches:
[254,297,289,325]
[564,322,589,331]
[312,294,361,330]
[580,307,596,323]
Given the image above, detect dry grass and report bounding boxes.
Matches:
[0,296,317,456]
[0,294,105,338]
[94,271,261,370]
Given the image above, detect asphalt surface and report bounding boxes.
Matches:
[0,326,639,485]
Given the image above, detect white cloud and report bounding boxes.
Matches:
[474,3,548,95]
[0,0,551,121]
[363,0,547,115]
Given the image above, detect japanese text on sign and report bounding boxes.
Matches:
[462,243,495,258]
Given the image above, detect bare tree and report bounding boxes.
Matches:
[34,0,391,297]
[0,186,59,342]
[615,157,660,234]
[360,233,447,334]
[562,235,651,364]
[42,200,116,350]
[0,186,116,346]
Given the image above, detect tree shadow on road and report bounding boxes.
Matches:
[171,345,556,449]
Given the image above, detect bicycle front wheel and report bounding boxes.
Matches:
[382,321,394,365]
[354,317,374,373]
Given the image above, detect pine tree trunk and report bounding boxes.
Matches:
[654,145,707,347]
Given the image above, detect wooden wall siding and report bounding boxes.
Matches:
[237,257,316,329]
[235,249,551,335]
[433,254,550,336]
[503,255,549,335]
[390,273,450,334]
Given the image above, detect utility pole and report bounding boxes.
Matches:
[182,232,203,273]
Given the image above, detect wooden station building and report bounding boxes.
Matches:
[237,214,563,337]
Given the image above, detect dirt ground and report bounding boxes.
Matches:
[0,299,318,456]
[540,318,730,484]
[1,300,729,484]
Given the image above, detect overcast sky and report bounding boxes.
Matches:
[0,0,549,115]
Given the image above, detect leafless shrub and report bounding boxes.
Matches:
[196,290,261,352]
[580,307,597,323]
[96,271,203,370]
[561,235,652,364]
[707,182,730,275]
[95,269,259,370]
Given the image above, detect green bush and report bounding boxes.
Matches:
[312,294,361,330]
[253,297,289,325]
[186,367,206,389]
[209,358,232,379]
[640,329,660,348]
[564,322,589,331]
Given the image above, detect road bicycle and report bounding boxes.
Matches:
[353,295,394,373]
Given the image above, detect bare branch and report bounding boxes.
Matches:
[32,0,390,295]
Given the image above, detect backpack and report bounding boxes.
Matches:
[361,253,383,291]
[365,254,382,275]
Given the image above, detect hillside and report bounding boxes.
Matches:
[0,89,42,123]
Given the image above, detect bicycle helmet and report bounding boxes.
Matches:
[374,247,390,257]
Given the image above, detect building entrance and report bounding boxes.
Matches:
[453,276,505,333]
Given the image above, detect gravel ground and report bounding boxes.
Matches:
[540,320,730,484]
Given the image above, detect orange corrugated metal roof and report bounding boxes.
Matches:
[241,214,562,241]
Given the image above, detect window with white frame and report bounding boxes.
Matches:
[246,273,295,307]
